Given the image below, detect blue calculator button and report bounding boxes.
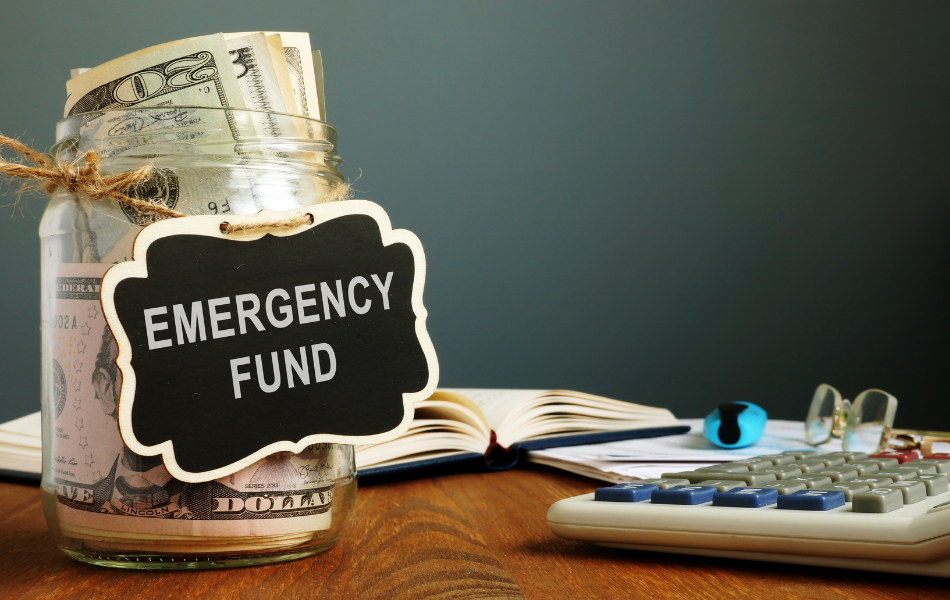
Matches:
[712,487,779,508]
[651,486,716,505]
[594,483,659,503]
[776,489,846,511]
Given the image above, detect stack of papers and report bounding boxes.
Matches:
[527,419,841,484]
[0,412,41,476]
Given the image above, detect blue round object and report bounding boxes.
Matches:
[703,401,767,449]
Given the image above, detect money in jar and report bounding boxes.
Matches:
[39,105,357,569]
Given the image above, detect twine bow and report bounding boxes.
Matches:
[0,134,187,219]
[1,133,354,229]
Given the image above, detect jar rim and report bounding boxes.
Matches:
[52,105,344,179]
[58,105,333,128]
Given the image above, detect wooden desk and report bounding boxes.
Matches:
[1,466,946,599]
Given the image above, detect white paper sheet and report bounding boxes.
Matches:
[526,418,843,483]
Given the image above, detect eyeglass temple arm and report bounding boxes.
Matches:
[880,426,950,455]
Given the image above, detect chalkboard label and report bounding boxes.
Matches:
[101,201,438,482]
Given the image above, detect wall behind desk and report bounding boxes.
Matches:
[1,2,948,429]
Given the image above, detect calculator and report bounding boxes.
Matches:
[546,450,950,578]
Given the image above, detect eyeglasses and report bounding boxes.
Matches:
[805,383,950,456]
[804,384,897,453]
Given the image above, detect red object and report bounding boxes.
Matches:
[924,453,950,460]
[870,450,919,463]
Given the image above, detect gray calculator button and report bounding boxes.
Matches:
[661,472,720,484]
[915,475,950,496]
[660,472,777,486]
[781,450,818,460]
[839,461,880,476]
[758,467,803,479]
[884,481,927,504]
[849,477,895,489]
[729,459,774,471]
[814,483,870,502]
[824,452,870,462]
[907,459,950,474]
[708,462,753,473]
[852,488,904,513]
[865,457,900,470]
[696,464,750,473]
[814,454,847,467]
[755,454,797,466]
[718,472,778,486]
[698,480,746,492]
[638,478,690,490]
[897,463,938,476]
[875,470,919,482]
[784,460,828,473]
[813,468,859,482]
[761,481,807,495]
[784,475,833,489]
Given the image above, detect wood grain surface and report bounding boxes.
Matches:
[1,465,947,599]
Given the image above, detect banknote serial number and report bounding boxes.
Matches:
[53,314,78,329]
[244,482,281,489]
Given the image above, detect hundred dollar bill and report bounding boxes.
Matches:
[44,262,345,544]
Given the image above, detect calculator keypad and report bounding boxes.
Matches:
[593,450,950,516]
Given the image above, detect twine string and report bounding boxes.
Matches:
[220,212,315,235]
[0,133,351,231]
[0,134,186,218]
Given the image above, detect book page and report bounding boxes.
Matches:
[354,392,491,470]
[444,389,545,431]
[0,412,40,437]
[0,412,42,473]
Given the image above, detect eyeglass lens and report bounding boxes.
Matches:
[843,390,897,453]
[805,385,838,445]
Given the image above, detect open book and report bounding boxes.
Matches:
[355,389,687,478]
[0,389,686,483]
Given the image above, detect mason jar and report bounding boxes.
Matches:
[38,107,357,569]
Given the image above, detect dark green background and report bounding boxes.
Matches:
[1,2,948,429]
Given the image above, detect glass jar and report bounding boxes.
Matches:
[39,107,357,569]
